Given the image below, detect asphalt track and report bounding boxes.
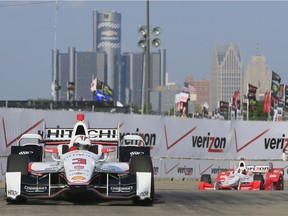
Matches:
[1,179,288,216]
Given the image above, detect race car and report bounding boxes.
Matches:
[198,160,284,190]
[5,113,154,204]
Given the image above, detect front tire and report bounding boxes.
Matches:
[130,155,154,205]
[6,154,29,203]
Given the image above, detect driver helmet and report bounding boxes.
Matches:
[237,161,247,174]
[73,135,91,150]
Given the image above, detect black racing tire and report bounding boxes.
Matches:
[254,174,264,190]
[200,174,212,184]
[7,154,29,175]
[62,145,69,154]
[279,175,284,191]
[6,154,29,203]
[89,145,99,154]
[130,155,154,205]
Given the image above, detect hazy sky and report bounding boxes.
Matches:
[1,1,288,100]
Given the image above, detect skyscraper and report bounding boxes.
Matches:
[93,10,121,102]
[52,9,167,110]
[243,55,271,99]
[52,47,106,101]
[121,49,166,108]
[121,52,143,106]
[210,44,243,111]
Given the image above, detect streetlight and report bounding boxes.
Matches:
[138,26,161,48]
[137,25,161,114]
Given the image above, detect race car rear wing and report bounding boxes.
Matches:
[247,163,284,174]
[43,127,119,145]
[41,113,120,146]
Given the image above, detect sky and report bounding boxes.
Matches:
[1,0,288,100]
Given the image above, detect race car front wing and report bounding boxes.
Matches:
[6,171,152,202]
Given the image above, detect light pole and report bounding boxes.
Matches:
[137,1,161,114]
[145,0,150,114]
[137,25,161,114]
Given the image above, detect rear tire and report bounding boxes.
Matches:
[7,154,29,175]
[89,145,99,154]
[200,174,212,183]
[130,155,154,205]
[278,175,284,190]
[61,145,69,154]
[254,174,264,190]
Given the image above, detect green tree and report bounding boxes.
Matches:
[249,100,269,121]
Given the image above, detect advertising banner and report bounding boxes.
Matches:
[1,108,288,180]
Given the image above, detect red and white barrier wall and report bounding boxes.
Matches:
[1,108,288,180]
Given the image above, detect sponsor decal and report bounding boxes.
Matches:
[264,134,288,150]
[177,166,193,175]
[7,190,18,196]
[219,174,228,179]
[192,132,226,153]
[44,167,60,171]
[88,129,117,139]
[129,151,144,157]
[19,151,34,155]
[72,158,87,165]
[139,191,149,198]
[268,174,277,178]
[46,128,118,140]
[24,185,48,193]
[247,165,269,172]
[211,167,228,174]
[68,171,87,177]
[71,176,86,181]
[74,165,85,170]
[68,169,89,175]
[120,128,156,146]
[110,186,133,192]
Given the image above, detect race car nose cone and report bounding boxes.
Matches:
[77,113,85,121]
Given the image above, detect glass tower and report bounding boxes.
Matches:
[93,10,121,102]
[210,44,243,111]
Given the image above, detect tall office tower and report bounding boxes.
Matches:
[93,10,121,102]
[53,47,106,101]
[147,49,167,113]
[243,55,271,100]
[159,48,166,86]
[150,49,166,90]
[122,52,143,106]
[210,44,243,111]
[150,84,180,115]
[121,49,166,108]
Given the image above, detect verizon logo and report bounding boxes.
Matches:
[191,132,226,153]
[264,135,288,150]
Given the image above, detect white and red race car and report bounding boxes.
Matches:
[199,160,284,190]
[5,113,154,204]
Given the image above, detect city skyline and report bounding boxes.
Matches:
[1,1,288,100]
